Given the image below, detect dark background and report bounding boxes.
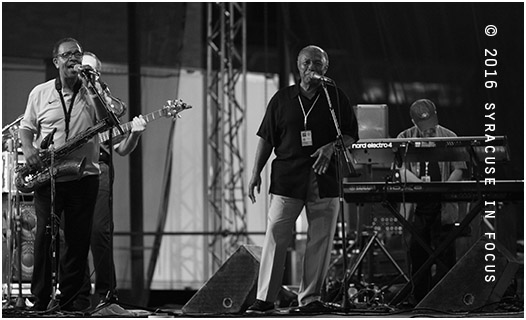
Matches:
[3,2,523,179]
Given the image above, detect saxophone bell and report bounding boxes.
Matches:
[15,157,87,193]
[14,119,109,193]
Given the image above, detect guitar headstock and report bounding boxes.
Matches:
[163,99,192,119]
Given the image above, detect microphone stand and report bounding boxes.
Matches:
[3,121,26,309]
[14,195,25,309]
[81,72,123,134]
[107,126,124,309]
[93,128,117,313]
[44,130,60,311]
[107,130,116,305]
[11,129,26,309]
[320,80,358,312]
[4,135,15,307]
[81,71,123,309]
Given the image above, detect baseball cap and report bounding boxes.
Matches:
[409,99,438,131]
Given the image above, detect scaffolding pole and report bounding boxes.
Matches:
[206,2,248,272]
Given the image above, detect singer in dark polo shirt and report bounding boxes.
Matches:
[246,45,359,314]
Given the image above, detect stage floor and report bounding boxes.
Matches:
[2,301,524,318]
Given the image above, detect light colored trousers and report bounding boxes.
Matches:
[256,171,339,306]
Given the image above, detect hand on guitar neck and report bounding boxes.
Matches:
[130,115,147,134]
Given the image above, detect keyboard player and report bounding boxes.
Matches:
[396,99,467,304]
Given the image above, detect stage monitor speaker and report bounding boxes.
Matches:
[416,236,519,312]
[182,245,262,315]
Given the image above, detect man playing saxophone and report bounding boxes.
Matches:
[19,37,109,312]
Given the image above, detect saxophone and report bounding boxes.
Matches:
[15,121,109,193]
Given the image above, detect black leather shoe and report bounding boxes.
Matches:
[289,300,335,314]
[245,299,275,314]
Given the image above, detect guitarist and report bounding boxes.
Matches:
[79,52,147,313]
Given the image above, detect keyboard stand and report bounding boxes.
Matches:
[389,199,484,305]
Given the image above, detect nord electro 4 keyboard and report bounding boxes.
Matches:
[350,136,509,164]
[343,180,523,203]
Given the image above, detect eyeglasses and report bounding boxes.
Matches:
[56,50,83,59]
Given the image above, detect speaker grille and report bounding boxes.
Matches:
[416,236,519,311]
[182,245,262,315]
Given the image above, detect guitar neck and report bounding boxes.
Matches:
[98,109,165,142]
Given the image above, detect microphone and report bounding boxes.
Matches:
[311,73,334,83]
[74,64,99,77]
[41,128,57,150]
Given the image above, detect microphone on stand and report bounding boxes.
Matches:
[73,64,99,78]
[74,65,122,131]
[311,73,334,83]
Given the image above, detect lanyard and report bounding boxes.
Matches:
[56,79,81,141]
[298,94,320,130]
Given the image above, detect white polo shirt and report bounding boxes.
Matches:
[20,78,101,180]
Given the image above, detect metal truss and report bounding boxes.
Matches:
[206,2,248,271]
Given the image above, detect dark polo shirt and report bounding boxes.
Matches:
[257,83,358,200]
